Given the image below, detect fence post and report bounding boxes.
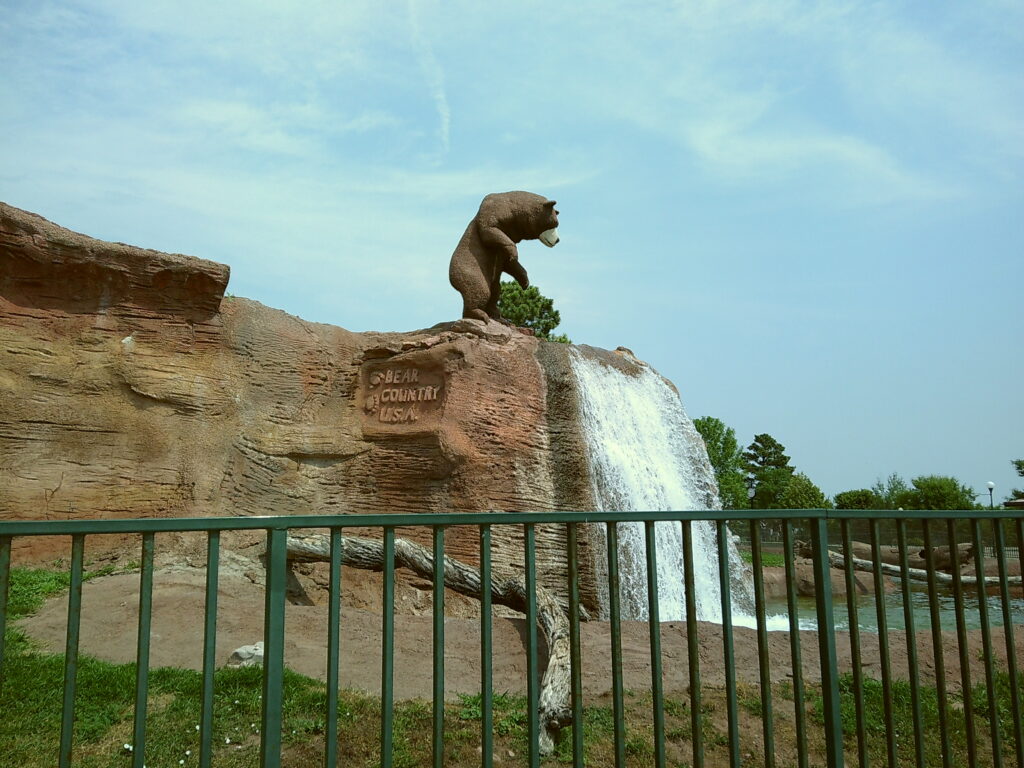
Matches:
[200,531,220,768]
[0,535,11,695]
[716,520,740,768]
[810,517,844,768]
[260,527,288,768]
[324,528,341,768]
[132,531,156,768]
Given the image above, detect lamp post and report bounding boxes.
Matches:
[987,481,995,510]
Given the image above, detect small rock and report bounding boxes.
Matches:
[226,641,263,668]
[450,318,515,343]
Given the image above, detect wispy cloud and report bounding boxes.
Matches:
[500,0,1020,204]
[683,119,961,204]
[175,99,402,158]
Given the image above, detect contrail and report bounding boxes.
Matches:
[408,0,450,155]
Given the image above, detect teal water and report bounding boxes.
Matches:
[763,579,1024,633]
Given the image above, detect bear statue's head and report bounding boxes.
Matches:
[536,199,559,247]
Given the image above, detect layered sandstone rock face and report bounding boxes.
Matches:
[0,202,598,606]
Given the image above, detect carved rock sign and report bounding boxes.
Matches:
[359,360,446,434]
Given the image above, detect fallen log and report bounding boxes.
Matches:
[286,531,573,755]
[920,543,975,572]
[798,540,977,573]
[827,550,1022,586]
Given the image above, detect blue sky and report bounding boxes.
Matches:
[2,0,1022,501]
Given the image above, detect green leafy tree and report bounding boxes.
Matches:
[1007,459,1024,503]
[871,473,911,509]
[693,416,748,509]
[779,472,832,509]
[743,434,795,509]
[898,475,975,510]
[497,281,570,342]
[748,466,793,509]
[833,488,883,510]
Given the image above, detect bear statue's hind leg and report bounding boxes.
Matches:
[458,276,492,323]
[485,295,501,321]
[485,284,515,326]
[463,305,491,323]
[485,276,509,323]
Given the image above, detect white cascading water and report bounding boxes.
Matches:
[569,348,759,625]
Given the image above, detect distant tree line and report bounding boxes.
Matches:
[692,415,1019,513]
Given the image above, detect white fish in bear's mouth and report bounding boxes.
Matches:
[539,227,559,247]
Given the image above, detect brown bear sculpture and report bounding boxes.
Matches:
[449,191,560,323]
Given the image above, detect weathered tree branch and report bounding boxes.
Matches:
[828,550,1022,586]
[286,531,575,755]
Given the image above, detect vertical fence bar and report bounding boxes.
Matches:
[645,521,667,768]
[480,525,493,768]
[0,535,11,694]
[324,529,342,768]
[58,533,85,768]
[200,531,220,768]
[129,536,156,768]
[380,527,396,768]
[717,520,741,768]
[869,519,897,768]
[896,519,925,768]
[131,531,156,768]
[1018,518,1024,768]
[260,527,288,768]
[840,519,868,768]
[433,526,446,768]
[749,520,776,768]
[948,519,978,765]
[524,523,540,768]
[782,521,808,768]
[921,519,952,768]
[681,520,704,768]
[1018,518,1024,607]
[810,518,844,768]
[971,519,1003,767]
[992,519,1023,768]
[606,522,626,768]
[566,523,585,768]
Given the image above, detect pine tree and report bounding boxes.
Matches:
[497,281,570,342]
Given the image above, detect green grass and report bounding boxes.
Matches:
[3,566,1023,767]
[809,672,1024,767]
[5,563,125,619]
[738,549,785,567]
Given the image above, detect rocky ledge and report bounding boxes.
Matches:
[0,202,606,607]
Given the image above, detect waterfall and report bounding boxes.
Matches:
[569,348,757,625]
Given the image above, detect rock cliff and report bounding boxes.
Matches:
[0,202,602,606]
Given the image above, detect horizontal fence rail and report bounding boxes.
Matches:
[0,509,1022,768]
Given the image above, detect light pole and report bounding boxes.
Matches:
[987,481,995,510]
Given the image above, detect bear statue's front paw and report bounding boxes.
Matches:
[516,274,529,289]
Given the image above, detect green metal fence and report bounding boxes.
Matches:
[0,509,1022,767]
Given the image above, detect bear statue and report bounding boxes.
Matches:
[449,191,560,324]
